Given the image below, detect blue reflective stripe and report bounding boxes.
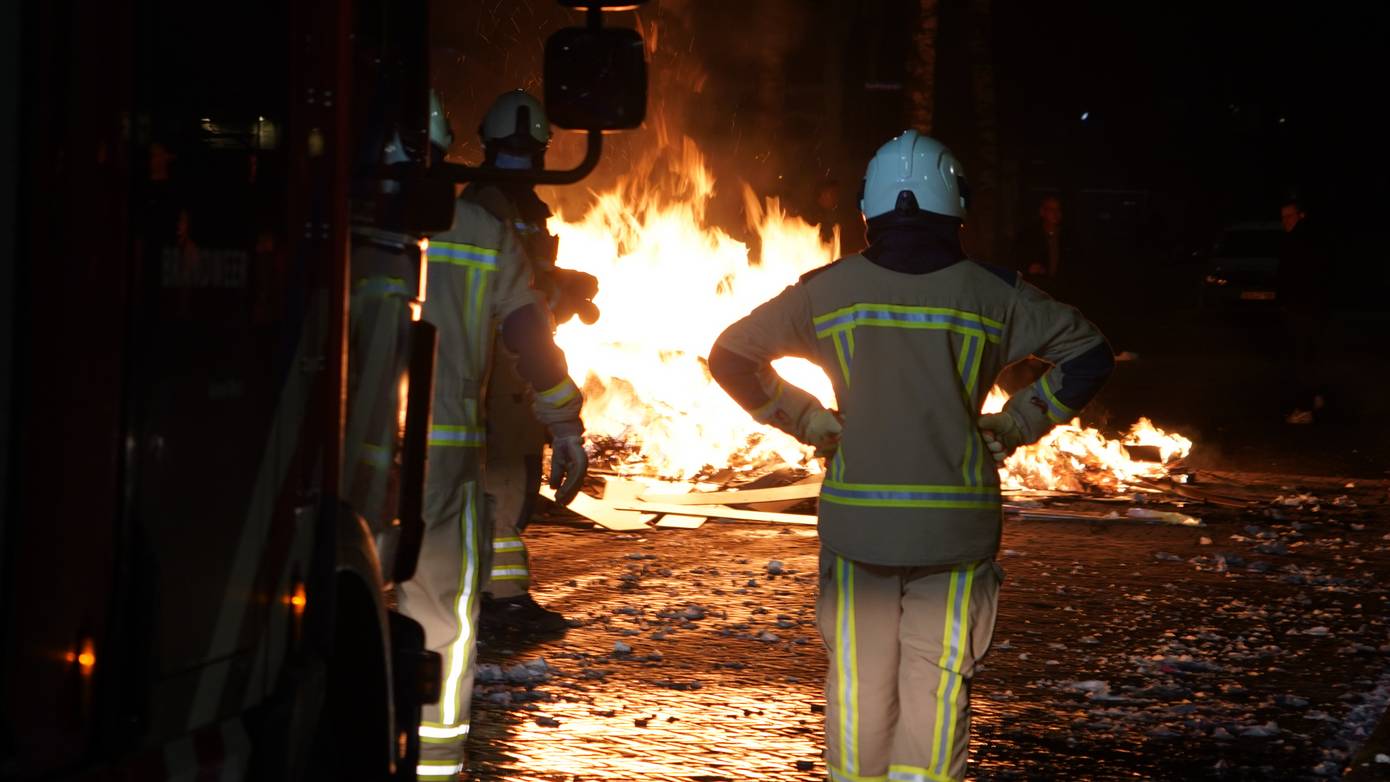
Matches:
[833,330,853,385]
[1033,374,1075,424]
[428,241,499,268]
[813,305,1003,342]
[360,442,392,469]
[354,276,412,298]
[428,425,485,447]
[821,481,999,509]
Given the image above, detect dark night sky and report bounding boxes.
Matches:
[432,1,1389,269]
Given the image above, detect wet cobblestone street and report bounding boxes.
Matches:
[465,472,1390,781]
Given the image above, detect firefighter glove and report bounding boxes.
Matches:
[802,408,843,457]
[548,433,588,506]
[549,268,600,325]
[977,411,1026,463]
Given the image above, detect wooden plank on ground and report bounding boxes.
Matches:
[638,481,823,506]
[1004,504,1202,526]
[1004,505,1116,521]
[611,500,817,526]
[602,477,648,504]
[654,514,708,529]
[539,486,651,531]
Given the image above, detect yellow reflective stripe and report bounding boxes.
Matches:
[813,304,1003,343]
[961,431,976,487]
[830,769,888,782]
[834,555,860,776]
[888,764,954,782]
[491,537,525,552]
[360,442,391,469]
[428,424,485,448]
[417,760,464,779]
[967,336,987,485]
[471,268,488,333]
[536,377,580,409]
[354,275,412,298]
[832,331,852,386]
[964,336,984,399]
[419,721,470,742]
[955,334,981,486]
[428,240,499,270]
[930,566,975,778]
[440,484,480,727]
[489,566,529,578]
[1035,373,1076,424]
[821,481,999,510]
[930,569,961,774]
[750,378,786,422]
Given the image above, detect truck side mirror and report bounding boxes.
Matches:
[439,0,649,186]
[544,26,647,131]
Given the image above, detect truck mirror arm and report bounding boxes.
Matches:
[439,129,603,186]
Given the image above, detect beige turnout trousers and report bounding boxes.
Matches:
[482,343,546,599]
[817,550,1002,782]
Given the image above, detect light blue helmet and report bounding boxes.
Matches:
[859,130,968,220]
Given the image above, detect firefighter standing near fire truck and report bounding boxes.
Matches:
[469,89,600,634]
[709,131,1114,782]
[400,94,590,781]
[343,93,454,549]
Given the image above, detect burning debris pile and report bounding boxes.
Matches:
[549,136,1192,494]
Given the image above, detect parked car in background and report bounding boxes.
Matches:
[1197,222,1283,311]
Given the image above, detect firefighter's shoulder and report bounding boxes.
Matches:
[968,260,1020,288]
[798,255,858,285]
[459,182,518,222]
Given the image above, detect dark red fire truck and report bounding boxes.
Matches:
[2,1,644,779]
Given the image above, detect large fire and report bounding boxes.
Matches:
[548,137,1191,491]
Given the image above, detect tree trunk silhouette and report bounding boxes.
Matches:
[966,0,999,259]
[907,0,939,134]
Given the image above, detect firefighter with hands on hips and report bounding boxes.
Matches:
[398,91,590,782]
[466,89,600,635]
[709,130,1115,782]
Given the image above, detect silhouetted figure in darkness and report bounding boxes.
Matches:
[1279,198,1332,424]
[1011,194,1079,300]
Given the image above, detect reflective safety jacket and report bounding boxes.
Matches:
[424,199,583,442]
[712,256,1113,567]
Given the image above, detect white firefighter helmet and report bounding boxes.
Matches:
[385,90,451,163]
[480,89,551,151]
[860,130,968,220]
[429,89,453,151]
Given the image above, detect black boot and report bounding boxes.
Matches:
[480,593,569,636]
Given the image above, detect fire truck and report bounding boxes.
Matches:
[1,1,644,779]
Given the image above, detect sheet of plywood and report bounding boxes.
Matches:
[611,500,817,526]
[654,514,708,529]
[539,486,651,531]
[638,481,823,506]
[602,477,648,504]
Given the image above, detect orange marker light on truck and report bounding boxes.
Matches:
[290,582,307,614]
[67,637,96,675]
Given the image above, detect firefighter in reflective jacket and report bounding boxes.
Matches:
[402,96,588,782]
[709,131,1114,782]
[470,90,599,634]
[343,92,458,563]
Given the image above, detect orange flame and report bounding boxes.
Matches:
[981,387,1192,492]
